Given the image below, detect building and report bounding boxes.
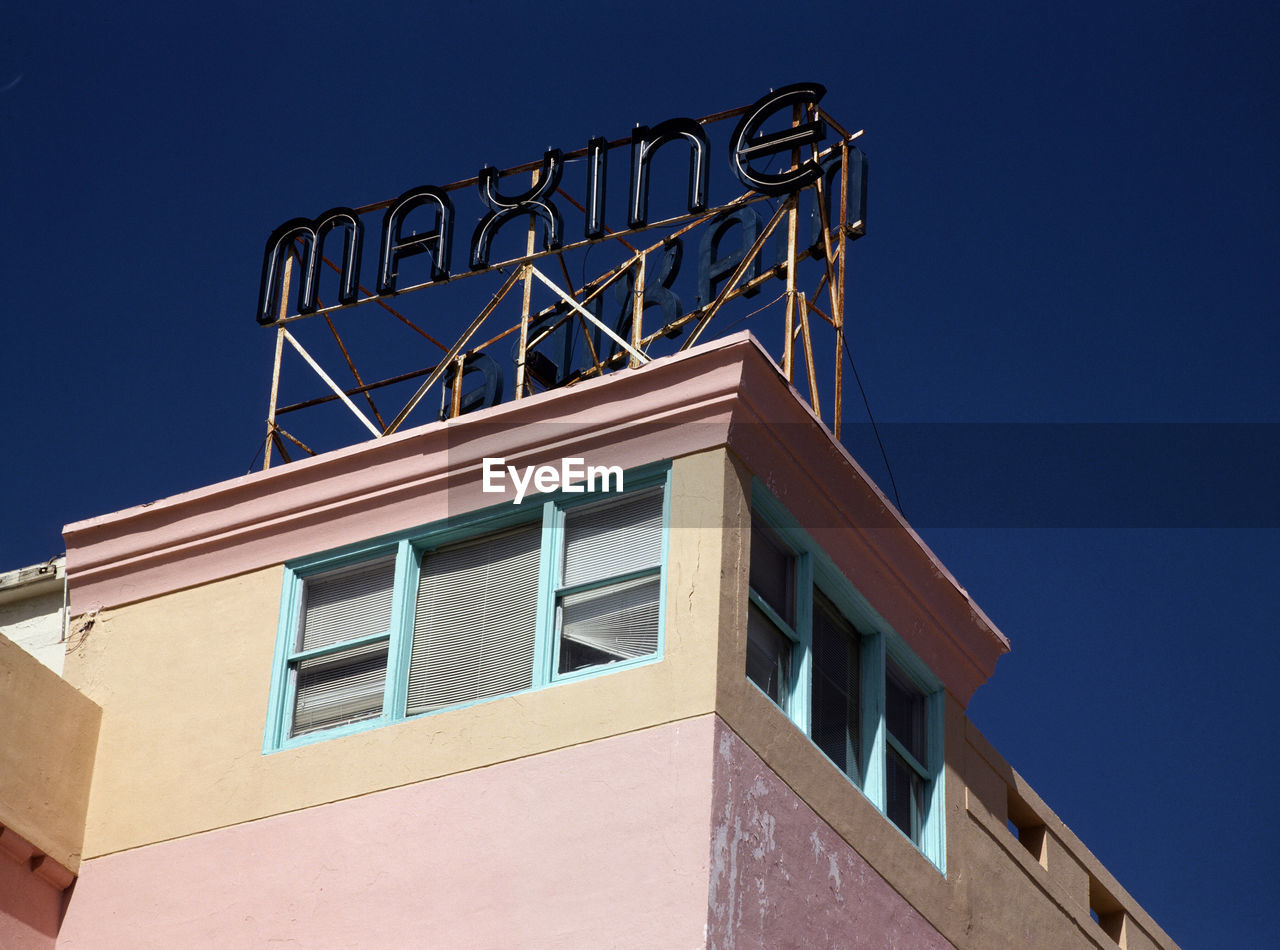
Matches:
[0,558,67,675]
[0,558,97,948]
[1,333,1179,948]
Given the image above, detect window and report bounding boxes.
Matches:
[745,488,946,871]
[746,519,795,705]
[409,522,542,714]
[884,658,929,842]
[289,555,397,736]
[265,470,669,751]
[811,590,861,784]
[556,490,664,674]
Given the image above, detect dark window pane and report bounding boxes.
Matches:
[886,660,927,765]
[746,602,791,705]
[811,592,859,780]
[749,519,794,626]
[887,747,925,842]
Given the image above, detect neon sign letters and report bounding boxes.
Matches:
[256,82,855,327]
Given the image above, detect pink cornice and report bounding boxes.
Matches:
[63,336,751,612]
[727,347,1010,703]
[63,332,1008,702]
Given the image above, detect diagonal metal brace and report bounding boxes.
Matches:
[282,329,382,438]
[528,266,650,367]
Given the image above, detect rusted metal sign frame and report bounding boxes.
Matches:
[261,98,864,470]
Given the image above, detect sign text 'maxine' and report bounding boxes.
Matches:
[256,83,838,326]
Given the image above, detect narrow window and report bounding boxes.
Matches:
[884,658,929,842]
[741,485,947,871]
[555,486,664,674]
[407,523,541,714]
[746,604,791,703]
[749,519,794,622]
[746,518,796,705]
[810,590,861,781]
[289,556,396,736]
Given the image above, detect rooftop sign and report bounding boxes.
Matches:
[254,82,867,468]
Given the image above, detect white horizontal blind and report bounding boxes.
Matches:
[406,523,540,715]
[290,556,396,736]
[558,575,660,669]
[293,641,389,735]
[558,489,663,673]
[561,487,663,588]
[298,556,396,652]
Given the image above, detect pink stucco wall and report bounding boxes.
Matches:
[707,722,955,950]
[55,713,958,948]
[0,849,61,950]
[58,717,718,950]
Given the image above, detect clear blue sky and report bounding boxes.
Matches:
[2,3,1276,946]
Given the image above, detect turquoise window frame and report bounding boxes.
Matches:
[264,463,671,753]
[546,481,671,683]
[746,514,811,722]
[748,481,947,873]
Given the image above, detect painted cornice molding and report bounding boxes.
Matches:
[64,332,1008,702]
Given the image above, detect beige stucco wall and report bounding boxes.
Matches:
[62,449,740,860]
[0,632,100,870]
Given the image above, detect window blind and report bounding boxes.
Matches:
[291,556,397,736]
[557,488,663,672]
[293,641,389,735]
[561,486,663,587]
[558,575,660,671]
[407,523,541,715]
[298,556,396,651]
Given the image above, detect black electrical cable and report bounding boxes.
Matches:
[840,332,905,517]
[247,437,265,474]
